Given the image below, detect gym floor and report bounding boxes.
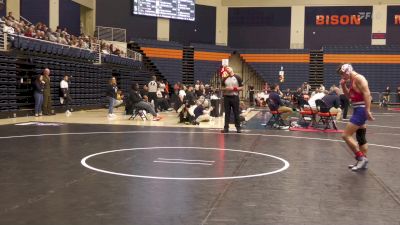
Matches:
[0,107,399,225]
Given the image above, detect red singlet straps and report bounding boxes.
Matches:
[349,75,364,103]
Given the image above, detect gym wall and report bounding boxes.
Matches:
[0,0,6,18]
[96,0,157,41]
[387,5,400,45]
[304,6,373,49]
[228,7,291,49]
[59,0,80,35]
[20,0,49,25]
[170,5,216,45]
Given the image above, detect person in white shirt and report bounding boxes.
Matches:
[147,76,159,112]
[308,87,326,110]
[60,75,72,116]
[255,91,269,107]
[158,80,166,97]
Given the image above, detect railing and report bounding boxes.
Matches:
[19,15,32,26]
[0,21,6,51]
[91,43,101,64]
[95,26,126,42]
[9,33,143,65]
[11,33,95,52]
[127,48,142,62]
[371,92,400,104]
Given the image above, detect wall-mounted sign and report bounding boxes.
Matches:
[371,33,386,39]
[306,6,372,26]
[316,15,361,25]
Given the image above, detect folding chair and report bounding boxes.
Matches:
[298,98,316,127]
[129,106,149,121]
[265,98,286,128]
[315,99,338,130]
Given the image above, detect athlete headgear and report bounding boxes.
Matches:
[340,64,353,75]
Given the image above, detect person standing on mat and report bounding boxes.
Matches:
[221,67,243,133]
[42,68,54,115]
[338,63,374,171]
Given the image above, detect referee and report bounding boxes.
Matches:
[221,67,243,133]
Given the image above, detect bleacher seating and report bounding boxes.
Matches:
[11,35,97,61]
[192,43,232,83]
[0,44,145,114]
[4,32,400,115]
[134,38,183,49]
[0,54,18,112]
[102,54,141,67]
[134,39,183,84]
[238,49,310,90]
[10,34,142,68]
[31,57,110,108]
[323,45,400,93]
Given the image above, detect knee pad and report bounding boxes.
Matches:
[356,128,367,146]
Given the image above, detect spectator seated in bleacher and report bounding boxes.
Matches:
[100,42,125,57]
[128,83,161,121]
[3,12,98,51]
[321,86,342,120]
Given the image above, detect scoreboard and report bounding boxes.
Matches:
[133,0,195,21]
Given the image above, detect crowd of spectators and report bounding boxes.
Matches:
[2,12,96,49]
[250,80,347,128]
[100,42,125,57]
[2,12,126,57]
[123,78,228,125]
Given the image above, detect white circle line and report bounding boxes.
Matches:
[80,147,290,180]
[0,130,399,150]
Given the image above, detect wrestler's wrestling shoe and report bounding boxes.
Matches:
[349,157,368,171]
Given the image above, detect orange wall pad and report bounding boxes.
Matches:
[240,54,310,63]
[324,54,400,64]
[194,51,231,61]
[141,47,183,59]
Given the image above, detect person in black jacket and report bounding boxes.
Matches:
[105,77,118,118]
[33,75,45,117]
[321,87,342,120]
[129,83,161,121]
